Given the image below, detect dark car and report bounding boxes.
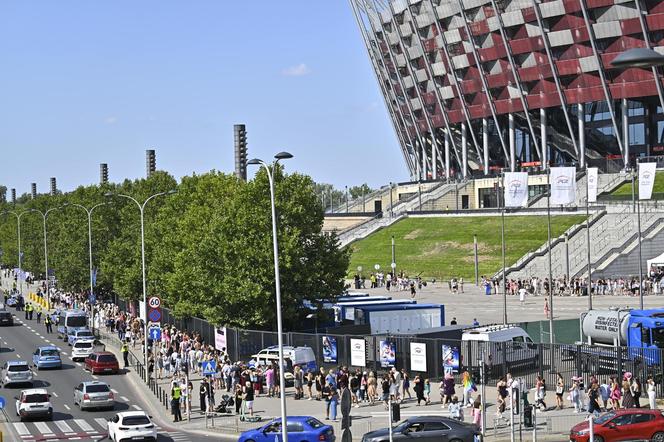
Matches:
[362,416,481,442]
[84,352,119,375]
[0,311,13,326]
[570,409,664,442]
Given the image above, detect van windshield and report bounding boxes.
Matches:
[66,316,87,328]
[651,328,664,349]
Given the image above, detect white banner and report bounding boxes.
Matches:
[639,162,657,200]
[350,338,366,367]
[503,172,529,207]
[215,326,227,351]
[587,167,598,203]
[550,167,577,205]
[410,342,427,372]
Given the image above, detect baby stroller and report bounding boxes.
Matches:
[240,399,262,423]
[213,395,234,414]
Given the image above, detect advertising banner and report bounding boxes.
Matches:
[550,167,577,205]
[322,336,338,364]
[350,338,366,367]
[503,172,529,207]
[587,167,598,203]
[380,340,396,368]
[214,326,227,351]
[639,162,657,200]
[410,342,427,372]
[442,344,460,374]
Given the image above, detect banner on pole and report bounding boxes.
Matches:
[550,167,577,205]
[639,162,657,200]
[503,172,529,207]
[214,326,227,351]
[350,338,366,367]
[587,168,598,203]
[410,342,427,372]
[322,336,338,363]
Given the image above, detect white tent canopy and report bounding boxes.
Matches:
[647,251,664,270]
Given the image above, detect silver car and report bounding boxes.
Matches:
[1,361,33,387]
[73,381,114,410]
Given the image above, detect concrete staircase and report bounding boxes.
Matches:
[336,213,406,248]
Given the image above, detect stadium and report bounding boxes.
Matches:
[350,0,664,180]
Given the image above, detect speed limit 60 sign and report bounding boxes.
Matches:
[148,296,161,309]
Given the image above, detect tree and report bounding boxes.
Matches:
[348,183,374,200]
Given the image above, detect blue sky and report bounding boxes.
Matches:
[0,1,408,195]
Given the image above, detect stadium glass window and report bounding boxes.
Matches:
[598,126,614,136]
[628,101,644,117]
[629,123,645,145]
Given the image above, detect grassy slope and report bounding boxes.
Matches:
[347,215,586,279]
[612,172,664,195]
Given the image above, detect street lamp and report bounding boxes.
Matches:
[105,190,176,382]
[64,202,107,335]
[247,151,293,442]
[610,48,664,309]
[28,207,65,310]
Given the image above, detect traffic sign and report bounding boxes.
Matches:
[0,396,5,409]
[148,296,161,309]
[148,326,162,341]
[201,360,217,376]
[148,308,161,323]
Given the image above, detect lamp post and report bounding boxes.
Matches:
[65,202,107,335]
[1,210,28,293]
[105,190,176,383]
[610,48,664,309]
[29,207,65,310]
[247,151,293,442]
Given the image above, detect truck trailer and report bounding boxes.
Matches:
[353,303,445,334]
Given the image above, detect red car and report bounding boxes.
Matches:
[84,352,119,375]
[570,409,664,442]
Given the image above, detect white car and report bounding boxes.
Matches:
[71,339,97,361]
[1,360,33,386]
[107,411,157,442]
[15,388,52,421]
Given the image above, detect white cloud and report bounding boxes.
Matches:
[281,63,311,77]
[104,116,118,124]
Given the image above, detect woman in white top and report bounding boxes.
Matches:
[647,375,657,410]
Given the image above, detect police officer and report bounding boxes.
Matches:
[44,314,52,334]
[121,342,129,368]
[36,306,42,324]
[171,381,182,422]
[28,303,34,320]
[24,302,30,320]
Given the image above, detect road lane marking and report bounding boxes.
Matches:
[76,362,82,366]
[51,392,58,397]
[55,420,74,434]
[131,404,142,410]
[64,404,71,410]
[120,396,129,402]
[15,353,20,358]
[74,419,94,432]
[34,421,53,435]
[94,417,108,429]
[92,375,99,380]
[13,422,29,435]
[111,389,118,394]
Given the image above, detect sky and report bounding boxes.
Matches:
[0,1,409,196]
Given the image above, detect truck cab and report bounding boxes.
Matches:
[624,309,664,364]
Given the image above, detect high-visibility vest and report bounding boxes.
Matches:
[121,345,128,353]
[172,386,181,400]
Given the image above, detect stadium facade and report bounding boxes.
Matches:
[350,0,664,180]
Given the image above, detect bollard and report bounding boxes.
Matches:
[589,414,594,442]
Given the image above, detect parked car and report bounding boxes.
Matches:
[67,328,94,346]
[84,352,119,374]
[570,409,664,442]
[239,416,334,442]
[71,339,104,362]
[74,381,114,410]
[107,411,157,442]
[1,361,33,387]
[6,296,19,308]
[0,310,14,326]
[15,388,52,421]
[32,346,62,370]
[361,416,482,442]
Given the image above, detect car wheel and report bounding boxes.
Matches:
[449,439,464,442]
[594,436,604,442]
[652,432,664,442]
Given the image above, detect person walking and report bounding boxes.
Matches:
[44,314,52,334]
[632,377,642,408]
[555,373,565,409]
[243,381,254,417]
[647,376,657,410]
[570,377,581,413]
[121,341,129,368]
[610,377,622,410]
[472,395,482,426]
[199,379,208,413]
[413,375,425,406]
[171,381,182,422]
[462,371,475,407]
[448,395,463,421]
[588,383,601,416]
[328,383,339,421]
[442,373,455,405]
[36,306,42,324]
[544,298,550,319]
[622,375,635,408]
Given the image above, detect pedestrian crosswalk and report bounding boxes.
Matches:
[11,418,189,440]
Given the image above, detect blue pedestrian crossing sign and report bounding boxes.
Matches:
[201,360,216,376]
[0,396,5,409]
[148,326,161,341]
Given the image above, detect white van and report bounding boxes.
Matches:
[250,346,317,379]
[462,325,538,366]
